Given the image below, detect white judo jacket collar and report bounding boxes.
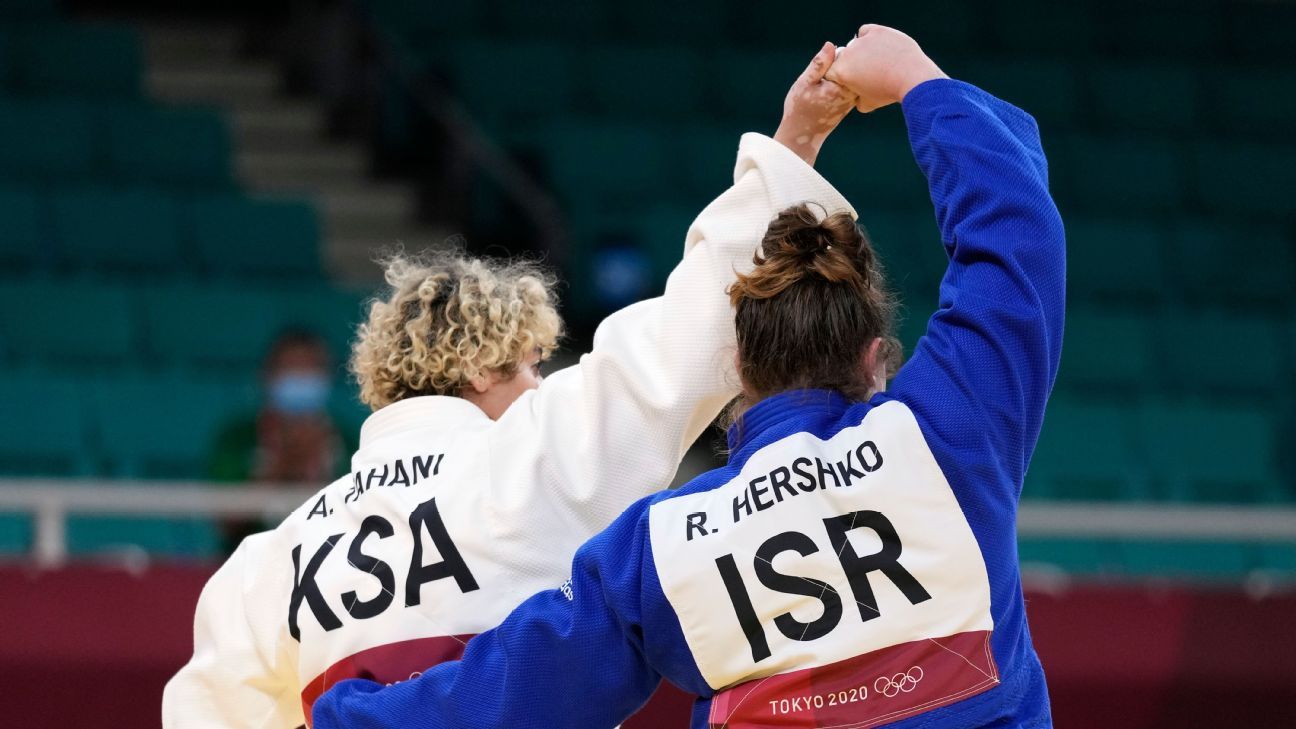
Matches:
[358,396,488,449]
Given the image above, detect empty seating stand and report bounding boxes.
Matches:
[51,188,183,273]
[89,374,257,479]
[1065,218,1168,305]
[1029,402,1148,501]
[0,0,1293,576]
[0,98,98,181]
[103,105,231,189]
[0,281,137,366]
[1139,403,1283,503]
[140,284,362,371]
[0,373,90,477]
[1086,62,1200,134]
[188,196,319,278]
[9,24,142,98]
[1171,219,1296,308]
[1054,311,1155,396]
[0,186,41,270]
[0,3,345,561]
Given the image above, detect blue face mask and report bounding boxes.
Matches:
[268,373,330,415]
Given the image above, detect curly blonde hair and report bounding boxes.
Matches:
[350,251,563,410]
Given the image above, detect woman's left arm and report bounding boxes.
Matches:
[311,502,676,729]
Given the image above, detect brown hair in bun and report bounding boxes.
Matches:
[728,203,901,406]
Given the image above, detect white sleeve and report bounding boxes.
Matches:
[163,537,302,729]
[488,132,855,533]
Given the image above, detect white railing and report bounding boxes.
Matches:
[1,479,1295,568]
[0,481,317,567]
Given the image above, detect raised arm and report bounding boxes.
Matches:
[311,502,680,729]
[833,26,1066,499]
[488,46,859,533]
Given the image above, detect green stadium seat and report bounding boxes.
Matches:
[1029,402,1147,501]
[0,373,90,476]
[1170,220,1295,308]
[140,286,294,369]
[711,48,817,125]
[0,30,11,87]
[1225,1,1296,62]
[625,203,699,284]
[1119,541,1256,581]
[442,41,578,131]
[1054,310,1155,395]
[854,210,947,354]
[1158,312,1285,401]
[1206,69,1296,140]
[729,0,855,51]
[103,105,230,188]
[0,186,44,270]
[1102,0,1221,60]
[0,513,31,554]
[677,122,743,200]
[329,387,371,438]
[141,284,362,370]
[961,59,1080,128]
[1065,218,1167,305]
[367,0,485,37]
[287,286,366,363]
[66,513,220,559]
[1139,403,1283,503]
[50,188,181,273]
[1194,141,1296,218]
[540,119,671,207]
[1018,538,1122,575]
[608,0,728,44]
[0,0,57,21]
[492,0,611,40]
[859,210,946,314]
[187,196,320,278]
[10,25,142,98]
[814,125,929,210]
[0,98,99,182]
[0,281,136,365]
[1058,135,1186,213]
[1087,63,1199,134]
[872,0,978,53]
[89,373,256,478]
[584,46,706,120]
[1257,544,1296,574]
[987,1,1094,54]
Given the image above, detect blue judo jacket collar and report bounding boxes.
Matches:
[725,388,855,463]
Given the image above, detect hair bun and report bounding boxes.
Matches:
[728,204,869,305]
[783,223,837,258]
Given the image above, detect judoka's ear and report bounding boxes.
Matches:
[861,337,885,391]
[467,372,494,394]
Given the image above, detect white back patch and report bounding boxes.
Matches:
[649,400,993,690]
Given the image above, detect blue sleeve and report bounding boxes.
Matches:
[886,78,1066,502]
[311,501,671,729]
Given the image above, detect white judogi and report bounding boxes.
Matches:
[161,133,853,729]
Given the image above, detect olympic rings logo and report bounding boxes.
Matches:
[873,666,924,698]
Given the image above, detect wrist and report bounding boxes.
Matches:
[893,59,947,102]
[773,121,822,166]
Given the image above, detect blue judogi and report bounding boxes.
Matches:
[313,77,1065,729]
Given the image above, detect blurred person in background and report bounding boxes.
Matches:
[312,25,1063,729]
[209,329,355,554]
[164,44,858,729]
